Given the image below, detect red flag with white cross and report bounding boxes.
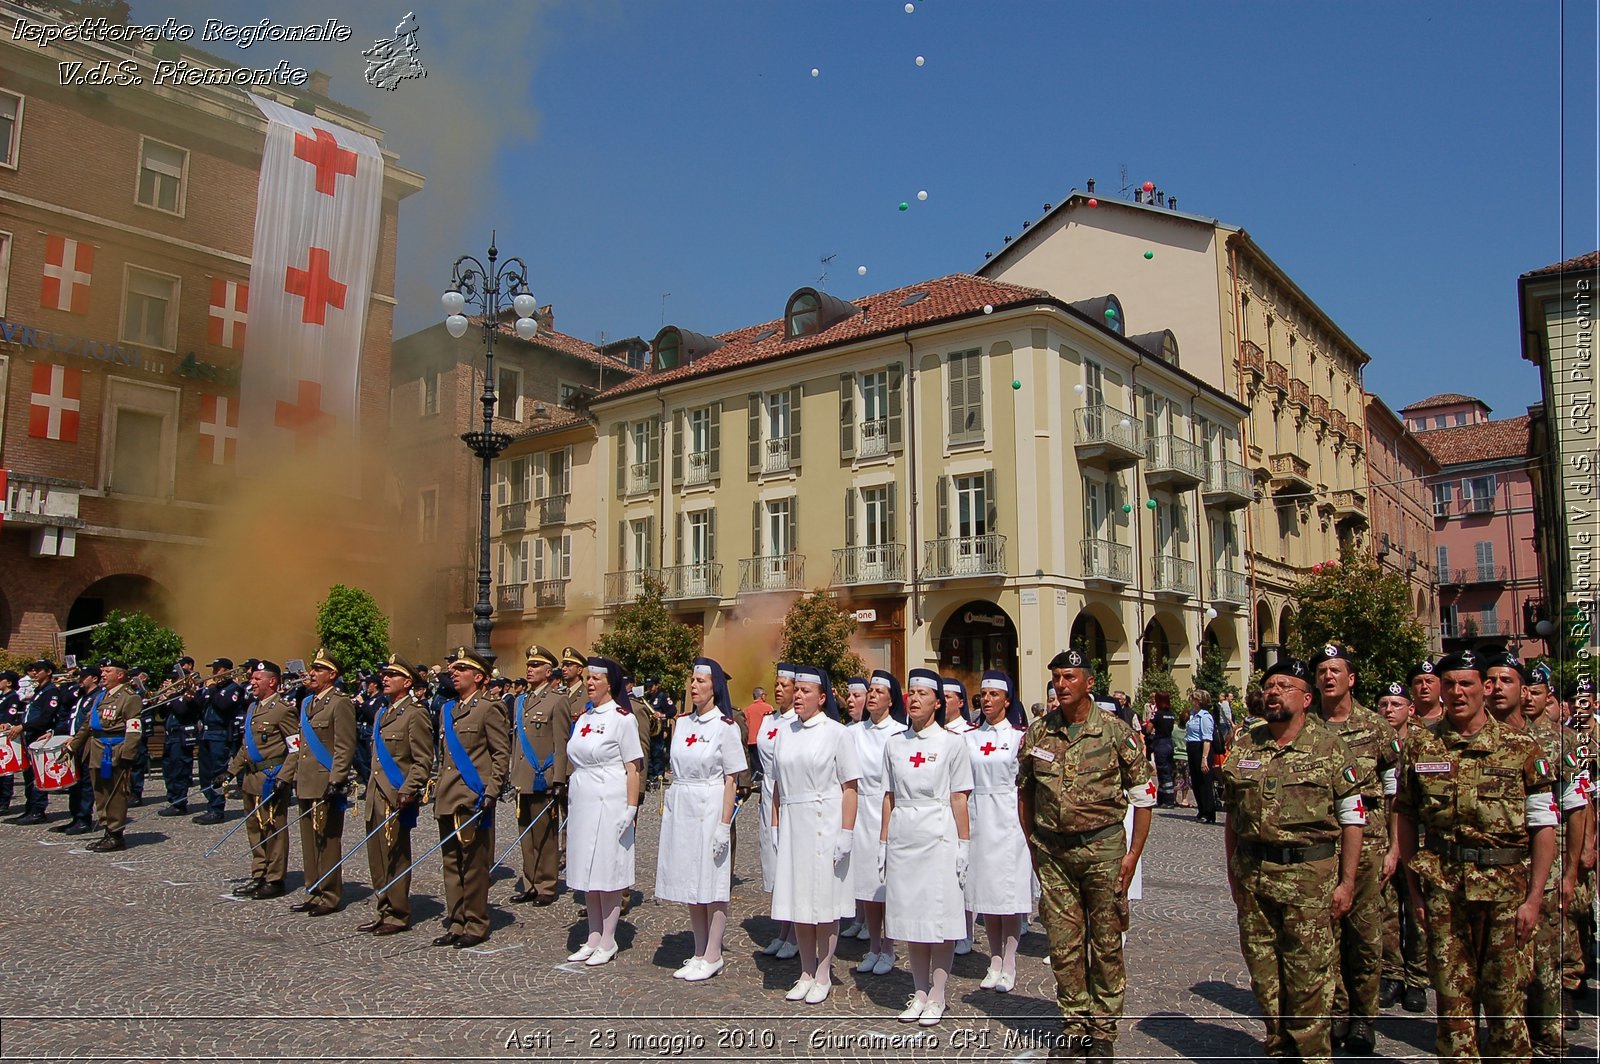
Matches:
[199,394,239,465]
[207,279,249,349]
[28,363,82,441]
[40,234,92,314]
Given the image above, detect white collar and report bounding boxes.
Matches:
[694,707,719,723]
[979,717,1012,731]
[912,722,942,739]
[799,712,826,729]
[870,713,899,730]
[779,708,797,720]
[589,699,617,715]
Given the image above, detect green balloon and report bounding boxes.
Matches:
[1012,380,1022,390]
[1144,251,1154,260]
[899,202,909,211]
[1146,498,1158,509]
[1122,503,1132,514]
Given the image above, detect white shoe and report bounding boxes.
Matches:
[566,945,596,962]
[841,921,862,938]
[762,936,784,955]
[804,977,831,1004]
[898,995,927,1022]
[683,957,723,982]
[583,945,618,966]
[918,1000,945,1026]
[980,964,1001,989]
[775,941,798,960]
[784,977,815,1002]
[872,952,895,976]
[954,937,971,955]
[854,923,871,940]
[855,951,879,974]
[674,958,704,979]
[995,970,1016,993]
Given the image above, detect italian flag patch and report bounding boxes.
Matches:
[1125,736,1140,751]
[1533,758,1550,777]
[1341,766,1359,786]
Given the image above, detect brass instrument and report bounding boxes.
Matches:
[141,672,199,712]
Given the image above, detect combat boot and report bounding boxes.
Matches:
[1085,1035,1115,1063]
[1344,1018,1375,1055]
[1402,985,1428,1013]
[1561,989,1577,1031]
[1379,978,1403,1007]
[1330,1018,1349,1050]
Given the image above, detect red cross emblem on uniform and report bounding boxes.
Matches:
[1352,796,1366,819]
[766,729,777,741]
[980,742,997,756]
[580,724,592,737]
[909,752,927,768]
[685,734,699,747]
[1144,781,1157,800]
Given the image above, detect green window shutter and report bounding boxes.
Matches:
[614,423,627,492]
[888,363,904,452]
[676,514,684,566]
[708,509,717,562]
[747,394,761,474]
[948,357,965,437]
[671,409,683,486]
[647,416,661,486]
[845,487,857,547]
[984,469,999,536]
[840,374,855,459]
[617,519,627,571]
[789,384,803,469]
[644,516,655,569]
[888,481,898,539]
[967,353,984,434]
[786,502,797,558]
[936,474,950,538]
[709,401,722,479]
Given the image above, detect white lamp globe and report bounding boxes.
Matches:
[445,314,469,338]
[441,290,466,316]
[513,292,537,318]
[515,316,539,340]
[1205,607,1218,620]
[1073,383,1085,396]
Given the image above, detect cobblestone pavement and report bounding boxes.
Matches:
[0,788,1595,1062]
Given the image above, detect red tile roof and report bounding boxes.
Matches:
[1414,415,1530,466]
[1400,393,1484,413]
[471,316,638,373]
[594,274,1050,401]
[510,406,593,442]
[1523,250,1600,277]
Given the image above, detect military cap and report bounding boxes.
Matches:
[1308,643,1353,669]
[1568,675,1595,700]
[0,670,20,683]
[26,659,56,673]
[129,664,149,676]
[1436,650,1487,677]
[310,647,342,674]
[178,655,195,667]
[1382,681,1410,699]
[1528,661,1553,686]
[1263,657,1313,688]
[255,660,283,679]
[241,659,260,672]
[380,654,422,685]
[1483,652,1531,682]
[449,647,491,677]
[99,657,129,672]
[560,645,586,667]
[525,643,559,667]
[1406,659,1438,684]
[1048,648,1089,671]
[207,657,234,670]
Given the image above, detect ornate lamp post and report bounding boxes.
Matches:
[442,233,540,665]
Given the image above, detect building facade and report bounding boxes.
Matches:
[0,1,422,654]
[1364,395,1440,648]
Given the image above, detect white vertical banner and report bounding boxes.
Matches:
[237,94,383,483]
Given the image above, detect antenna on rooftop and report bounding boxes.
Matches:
[1118,163,1132,199]
[818,253,836,288]
[660,293,670,328]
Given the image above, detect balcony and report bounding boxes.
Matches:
[533,579,567,609]
[1331,489,1367,525]
[536,494,568,526]
[1203,459,1254,510]
[1081,538,1133,587]
[1210,567,1249,608]
[832,543,908,586]
[1265,360,1289,396]
[1153,554,1196,598]
[858,418,889,459]
[1073,404,1144,470]
[1145,435,1206,490]
[923,534,1007,579]
[497,584,526,612]
[1239,339,1265,376]
[1440,565,1509,587]
[1288,379,1312,412]
[739,554,806,593]
[684,451,711,486]
[1311,395,1331,425]
[1268,452,1314,495]
[627,462,653,496]
[4,471,83,528]
[1441,619,1507,641]
[763,437,793,474]
[499,501,529,532]
[604,567,663,605]
[663,562,723,601]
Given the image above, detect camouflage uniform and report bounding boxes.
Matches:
[1219,716,1367,1064]
[1380,876,1428,995]
[1396,713,1557,1061]
[1016,708,1154,1052]
[1525,716,1590,1055]
[1319,703,1400,1031]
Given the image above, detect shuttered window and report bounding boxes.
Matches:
[948,349,983,443]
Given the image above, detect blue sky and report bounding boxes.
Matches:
[160,0,1596,416]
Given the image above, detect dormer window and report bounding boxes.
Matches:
[651,325,723,370]
[787,293,819,337]
[656,330,680,369]
[1070,294,1125,336]
[784,287,861,338]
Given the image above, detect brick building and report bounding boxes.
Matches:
[0,0,423,655]
[1363,395,1439,648]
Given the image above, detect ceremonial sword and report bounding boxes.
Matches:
[374,805,486,896]
[303,807,403,894]
[488,795,557,875]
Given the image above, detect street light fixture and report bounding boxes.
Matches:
[441,232,540,665]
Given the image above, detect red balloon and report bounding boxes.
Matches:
[1087,198,1098,207]
[1142,180,1154,192]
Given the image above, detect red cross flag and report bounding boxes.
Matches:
[29,363,82,441]
[207,279,249,349]
[199,393,239,465]
[40,234,93,314]
[236,95,382,481]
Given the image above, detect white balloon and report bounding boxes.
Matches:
[810,67,819,77]
[1073,383,1085,395]
[917,190,928,201]
[857,265,868,276]
[982,304,993,315]
[915,55,925,67]
[905,3,915,11]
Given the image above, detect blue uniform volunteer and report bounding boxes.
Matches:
[158,659,202,815]
[10,662,64,823]
[125,666,153,804]
[195,658,245,823]
[0,671,23,811]
[50,671,97,833]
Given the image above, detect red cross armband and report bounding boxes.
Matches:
[1337,793,1368,826]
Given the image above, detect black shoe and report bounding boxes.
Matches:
[253,881,285,899]
[289,901,315,913]
[64,820,94,835]
[432,932,460,947]
[85,833,125,852]
[1402,986,1427,1013]
[233,879,265,898]
[47,820,73,833]
[1330,1018,1349,1050]
[11,812,46,825]
[509,889,540,904]
[356,919,384,932]
[530,894,557,907]
[1379,978,1403,1008]
[157,803,189,817]
[453,933,488,949]
[1562,989,1578,1031]
[129,795,144,807]
[193,811,224,825]
[1345,1018,1375,1055]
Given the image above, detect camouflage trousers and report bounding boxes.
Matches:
[1235,886,1336,1063]
[1330,846,1383,1021]
[1380,877,1427,989]
[1421,880,1532,1061]
[1036,832,1128,1042]
[1528,885,1583,1055]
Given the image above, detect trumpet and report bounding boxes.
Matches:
[142,672,199,712]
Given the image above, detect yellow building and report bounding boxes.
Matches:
[517,273,1253,696]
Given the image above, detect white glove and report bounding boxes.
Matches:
[712,822,731,861]
[617,805,636,842]
[833,829,853,865]
[955,838,970,889]
[877,841,888,881]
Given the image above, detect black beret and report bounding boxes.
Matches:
[1406,660,1438,684]
[1263,657,1313,687]
[1483,653,1531,682]
[99,657,129,672]
[26,659,56,672]
[207,657,233,670]
[1048,649,1089,670]
[1567,675,1594,700]
[1382,681,1410,699]
[255,660,283,679]
[0,670,20,683]
[1308,643,1353,669]
[1436,651,1486,677]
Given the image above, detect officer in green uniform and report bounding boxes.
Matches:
[1309,642,1397,1055]
[1016,649,1155,1062]
[1394,650,1557,1062]
[226,661,299,899]
[508,644,572,906]
[1220,657,1368,1064]
[67,658,145,852]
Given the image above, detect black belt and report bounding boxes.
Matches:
[1032,821,1122,850]
[1239,840,1336,865]
[251,758,285,772]
[1424,836,1526,867]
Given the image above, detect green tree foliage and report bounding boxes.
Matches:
[1289,548,1429,706]
[1135,666,1181,713]
[592,575,701,698]
[87,610,185,680]
[779,591,866,695]
[314,585,390,679]
[1194,642,1235,700]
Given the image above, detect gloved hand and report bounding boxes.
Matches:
[955,838,970,889]
[833,829,853,865]
[617,805,637,841]
[877,841,888,881]
[712,822,731,861]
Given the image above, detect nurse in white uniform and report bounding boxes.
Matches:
[754,663,799,958]
[564,656,644,967]
[771,666,860,1005]
[964,669,1031,992]
[840,677,870,942]
[852,669,906,976]
[881,667,973,1027]
[940,676,977,955]
[655,656,747,981]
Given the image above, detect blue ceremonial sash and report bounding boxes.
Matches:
[442,697,490,828]
[243,703,263,763]
[299,698,334,772]
[88,691,123,779]
[373,702,406,791]
[515,694,555,792]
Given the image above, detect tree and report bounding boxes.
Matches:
[1135,666,1181,713]
[1289,548,1429,707]
[592,576,701,698]
[315,585,390,678]
[779,590,866,694]
[87,610,185,680]
[1194,642,1235,700]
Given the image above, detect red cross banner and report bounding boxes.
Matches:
[40,234,93,314]
[198,393,239,465]
[236,95,382,480]
[29,363,82,441]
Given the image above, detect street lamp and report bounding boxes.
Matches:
[442,232,541,665]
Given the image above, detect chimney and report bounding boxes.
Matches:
[1087,178,1096,194]
[308,70,331,96]
[1169,196,1177,211]
[538,304,554,330]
